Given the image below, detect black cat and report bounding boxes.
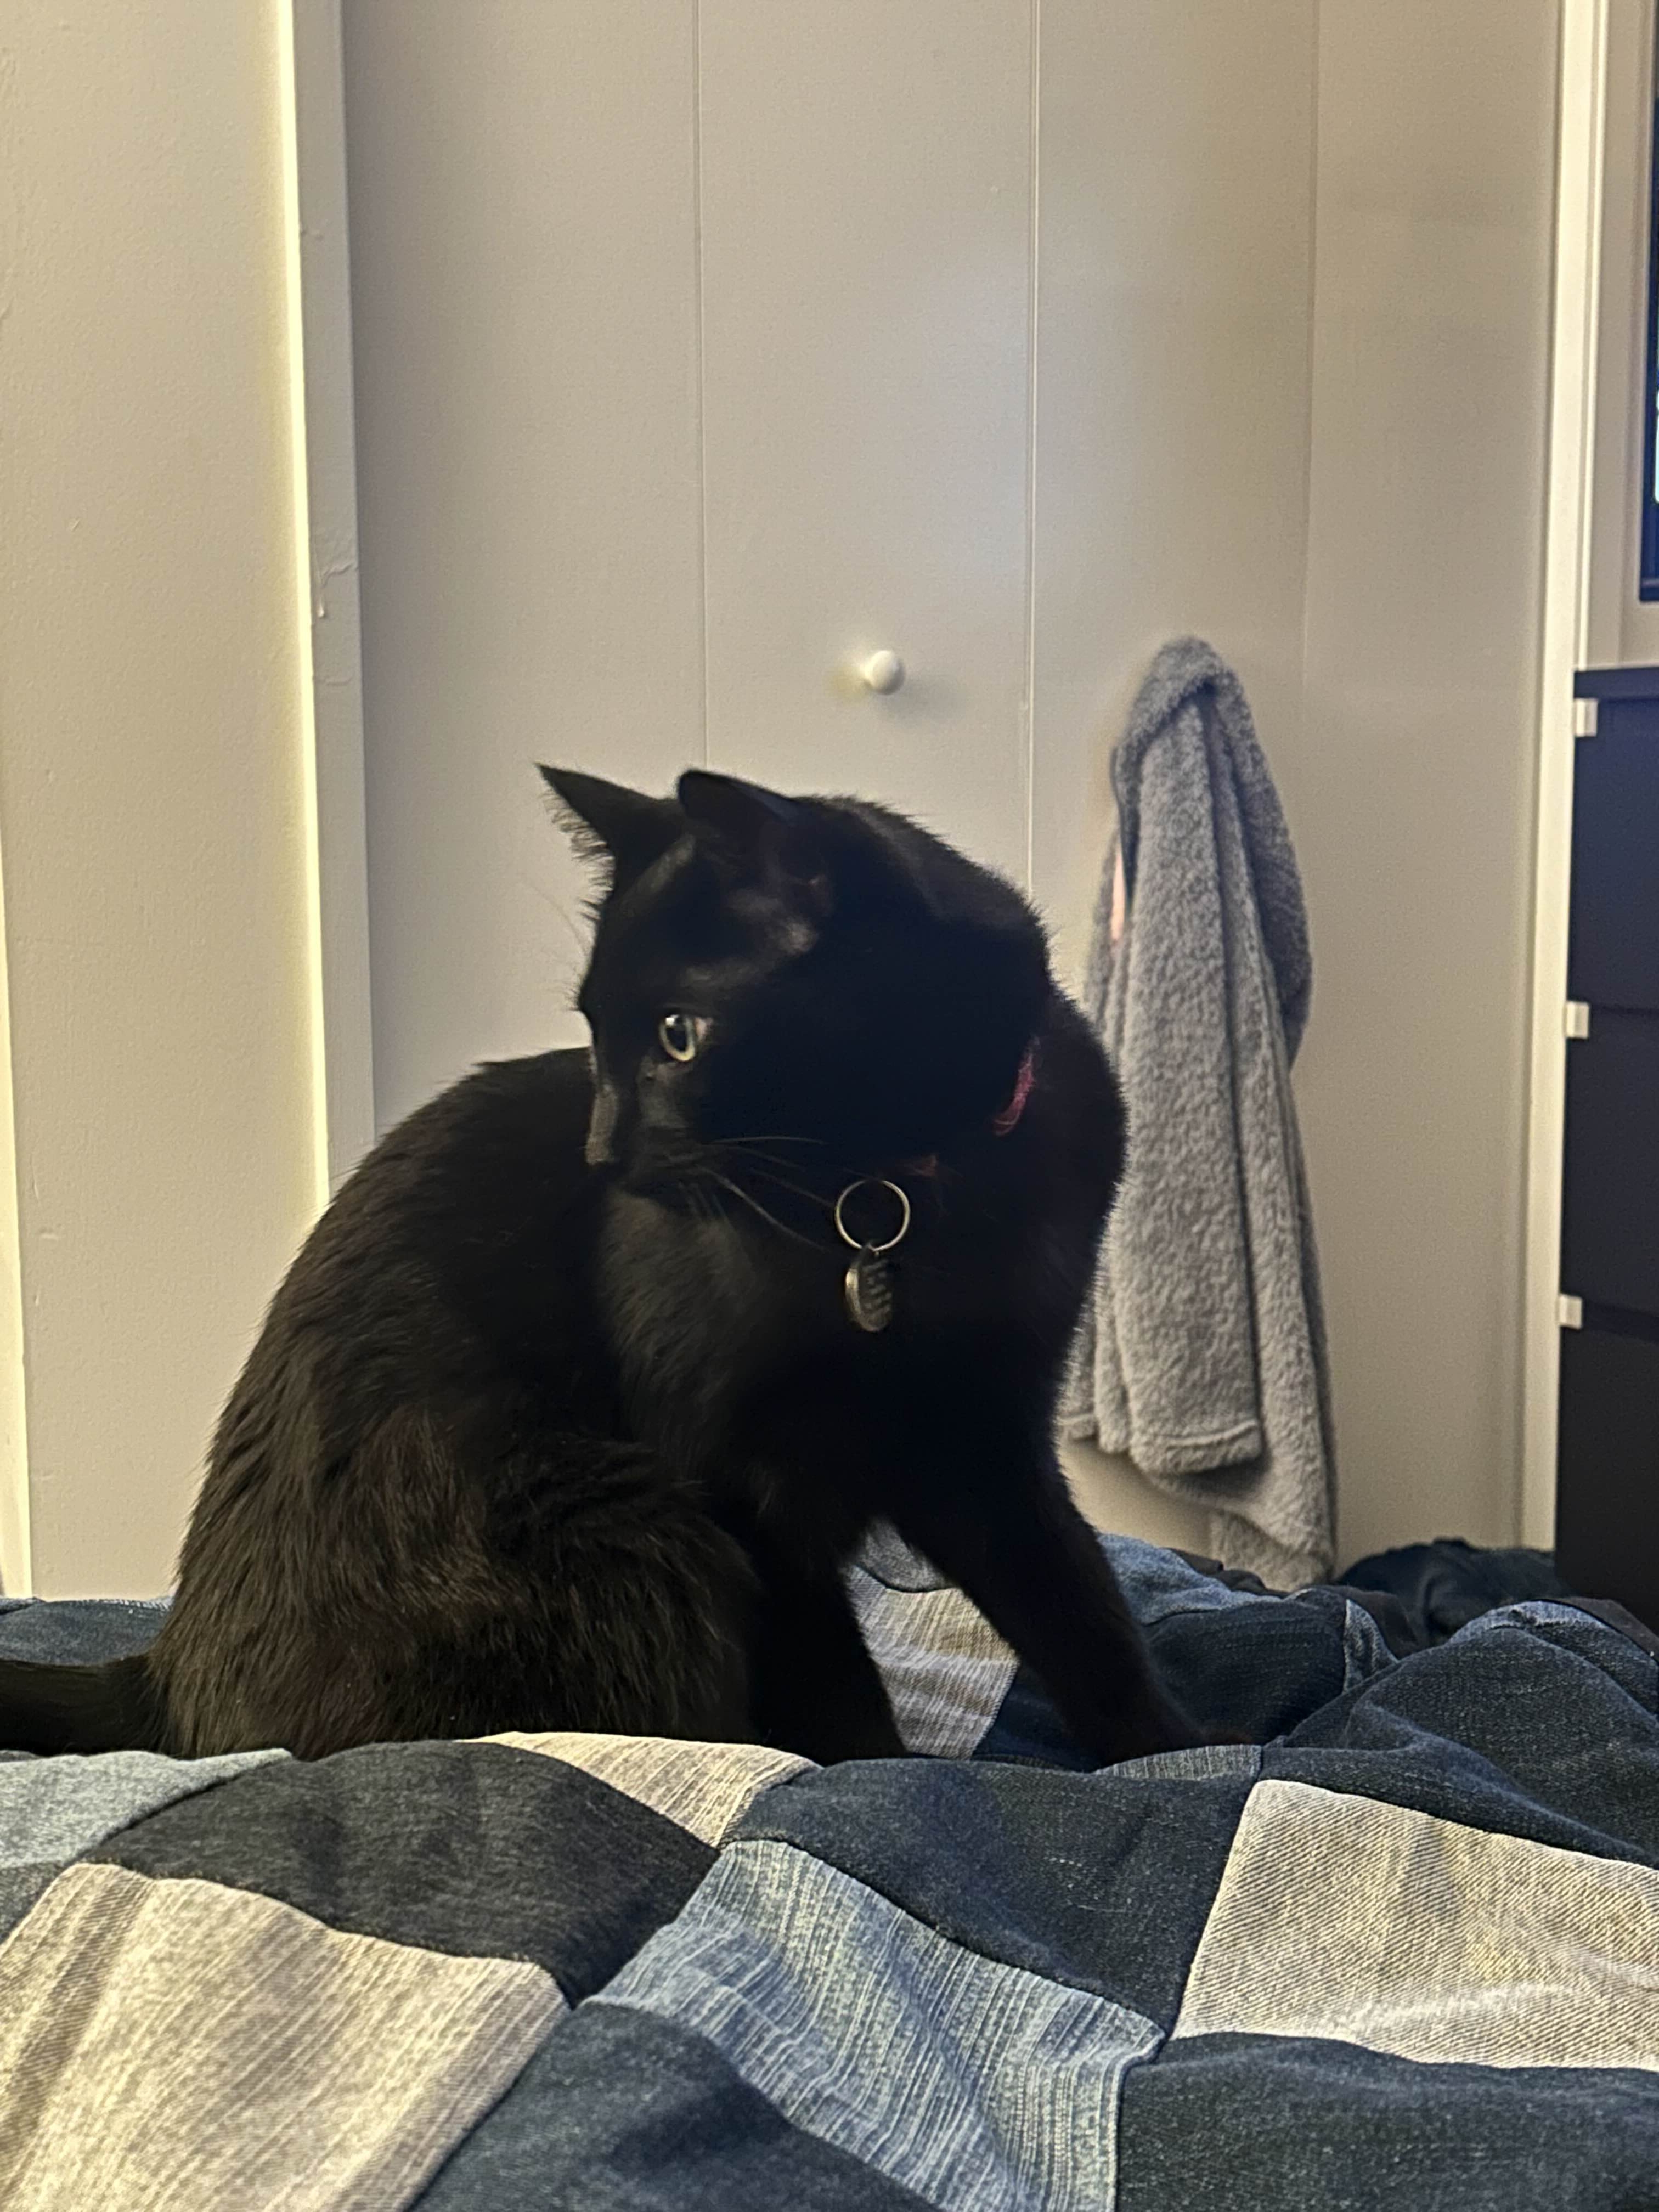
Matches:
[0,769,1199,1765]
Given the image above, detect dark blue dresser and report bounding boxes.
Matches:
[1559,665,1659,1628]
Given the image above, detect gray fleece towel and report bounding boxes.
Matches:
[1062,639,1335,1585]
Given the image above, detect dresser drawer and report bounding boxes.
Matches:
[1568,699,1659,1012]
[1561,1011,1659,1317]
[1556,1322,1659,1632]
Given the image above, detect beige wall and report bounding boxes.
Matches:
[0,3,319,1595]
[1288,0,1561,1565]
[1062,2,1562,1568]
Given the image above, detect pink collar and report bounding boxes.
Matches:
[901,1042,1037,1177]
[990,1042,1037,1137]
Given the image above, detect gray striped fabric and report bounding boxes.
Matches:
[0,1863,561,2211]
[1173,1778,1659,2072]
[845,1567,1018,1757]
[483,1730,812,1845]
[599,1836,1160,2211]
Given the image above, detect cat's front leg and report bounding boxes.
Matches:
[887,1435,1202,1765]
[738,1524,906,1764]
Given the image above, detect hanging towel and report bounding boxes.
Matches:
[1062,639,1335,1585]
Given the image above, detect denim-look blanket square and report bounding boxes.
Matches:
[1,1536,1654,2209]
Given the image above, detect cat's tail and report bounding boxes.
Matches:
[0,1654,165,1754]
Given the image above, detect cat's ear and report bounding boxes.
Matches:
[539,767,682,883]
[676,770,833,922]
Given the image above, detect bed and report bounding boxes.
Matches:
[2,1533,1656,2209]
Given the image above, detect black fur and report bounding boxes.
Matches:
[0,770,1199,1764]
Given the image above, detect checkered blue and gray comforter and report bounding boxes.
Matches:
[2,1533,1657,2209]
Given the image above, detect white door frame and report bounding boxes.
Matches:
[280,0,375,1195]
[0,823,30,1595]
[1520,0,1636,1548]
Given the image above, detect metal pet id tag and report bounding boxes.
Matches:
[844,1245,894,1334]
[834,1178,912,1335]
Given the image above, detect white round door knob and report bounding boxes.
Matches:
[857,649,906,695]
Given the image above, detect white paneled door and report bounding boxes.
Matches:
[697,1,1036,884]
[343,0,707,1131]
[343,0,1036,1133]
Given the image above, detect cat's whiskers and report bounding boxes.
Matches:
[714,1150,836,1215]
[645,1144,821,1252]
[703,1169,823,1251]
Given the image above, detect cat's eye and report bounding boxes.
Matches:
[657,1011,706,1064]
